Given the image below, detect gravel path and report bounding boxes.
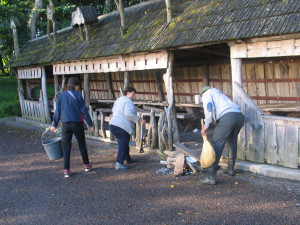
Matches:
[0,122,299,225]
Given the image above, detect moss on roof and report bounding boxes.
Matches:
[9,0,300,68]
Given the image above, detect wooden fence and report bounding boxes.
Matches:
[235,82,300,169]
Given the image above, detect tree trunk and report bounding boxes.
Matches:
[104,0,113,14]
[28,0,44,39]
[114,0,125,36]
[163,52,180,150]
[165,0,172,23]
[12,28,20,56]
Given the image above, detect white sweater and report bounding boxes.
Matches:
[202,88,241,128]
[109,96,140,135]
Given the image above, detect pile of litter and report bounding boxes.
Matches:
[156,167,174,176]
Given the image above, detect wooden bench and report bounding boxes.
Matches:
[173,142,203,176]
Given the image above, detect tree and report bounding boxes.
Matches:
[28,0,44,39]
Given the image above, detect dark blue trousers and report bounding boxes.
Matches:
[110,125,131,164]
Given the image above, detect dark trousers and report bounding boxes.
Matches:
[110,125,131,164]
[211,112,244,167]
[62,122,89,170]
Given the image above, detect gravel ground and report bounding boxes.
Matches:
[0,121,300,225]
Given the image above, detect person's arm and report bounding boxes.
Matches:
[201,93,214,135]
[124,101,145,124]
[52,96,61,127]
[50,96,61,132]
[78,94,93,128]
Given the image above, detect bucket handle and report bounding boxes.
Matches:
[42,128,60,142]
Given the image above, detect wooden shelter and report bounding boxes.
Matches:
[8,0,300,169]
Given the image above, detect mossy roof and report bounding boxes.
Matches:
[9,0,300,68]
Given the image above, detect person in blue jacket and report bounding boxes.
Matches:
[50,77,94,178]
[200,86,244,185]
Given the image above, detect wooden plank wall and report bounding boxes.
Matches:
[86,60,300,104]
[234,82,300,169]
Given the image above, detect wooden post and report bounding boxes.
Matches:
[84,73,90,107]
[109,114,115,141]
[163,51,180,150]
[54,75,59,97]
[93,111,99,136]
[135,112,142,148]
[41,67,51,124]
[124,71,130,89]
[17,78,24,116]
[228,41,243,102]
[84,23,90,42]
[158,111,166,151]
[106,73,115,99]
[61,75,66,92]
[202,65,209,88]
[10,18,20,57]
[150,109,158,149]
[165,0,173,23]
[155,70,165,101]
[100,110,106,138]
[39,89,46,123]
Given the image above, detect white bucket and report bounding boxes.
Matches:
[194,95,201,104]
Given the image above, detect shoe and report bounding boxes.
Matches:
[64,170,71,178]
[224,160,235,176]
[200,166,216,185]
[115,162,130,170]
[84,164,92,172]
[125,159,138,164]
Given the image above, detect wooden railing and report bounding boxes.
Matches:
[234,82,300,169]
[21,99,46,123]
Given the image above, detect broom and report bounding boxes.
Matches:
[200,119,216,168]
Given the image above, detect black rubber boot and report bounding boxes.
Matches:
[200,166,216,185]
[224,160,235,176]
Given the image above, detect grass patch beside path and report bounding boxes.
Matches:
[0,76,21,118]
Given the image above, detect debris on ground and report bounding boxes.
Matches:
[156,167,174,176]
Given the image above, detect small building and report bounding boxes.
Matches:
[8,0,300,169]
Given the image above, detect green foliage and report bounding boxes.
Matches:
[31,84,55,99]
[0,76,21,118]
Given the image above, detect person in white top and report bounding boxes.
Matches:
[109,87,146,170]
[200,86,244,185]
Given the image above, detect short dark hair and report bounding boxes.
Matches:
[67,77,80,90]
[124,87,136,95]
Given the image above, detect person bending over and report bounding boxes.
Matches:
[200,86,244,185]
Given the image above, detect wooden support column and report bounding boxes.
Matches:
[158,112,166,150]
[54,75,59,97]
[93,111,99,137]
[84,73,90,107]
[202,65,209,88]
[124,71,130,89]
[163,51,180,150]
[41,67,51,123]
[99,110,106,138]
[106,73,115,99]
[17,79,25,116]
[155,70,165,101]
[228,41,243,102]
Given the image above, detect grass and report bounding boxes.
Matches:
[0,75,21,118]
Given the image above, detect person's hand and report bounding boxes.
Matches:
[50,126,56,132]
[89,127,94,133]
[139,119,146,125]
[201,126,208,136]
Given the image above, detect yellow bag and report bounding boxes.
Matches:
[200,133,216,168]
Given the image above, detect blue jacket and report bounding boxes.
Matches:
[53,90,93,128]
